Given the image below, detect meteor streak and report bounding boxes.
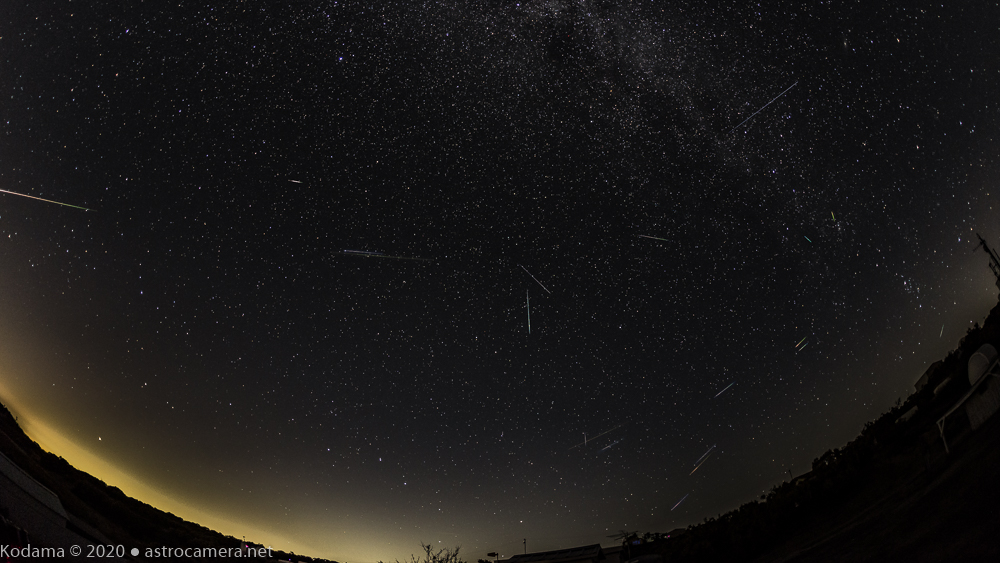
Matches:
[638,234,670,242]
[569,423,628,449]
[804,236,812,243]
[940,324,944,338]
[714,382,735,398]
[727,81,799,135]
[527,290,531,335]
[671,494,689,511]
[0,188,91,211]
[690,451,713,475]
[520,265,552,294]
[694,445,716,466]
[797,342,809,352]
[288,179,303,184]
[600,440,620,452]
[795,336,807,348]
[339,250,432,262]
[831,211,836,221]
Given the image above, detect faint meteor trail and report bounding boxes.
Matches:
[520,265,552,294]
[569,423,627,449]
[0,188,91,211]
[526,290,531,335]
[694,445,716,466]
[690,451,714,475]
[714,382,735,398]
[727,81,799,134]
[600,440,620,452]
[671,494,690,511]
[339,250,432,262]
[288,179,303,183]
[638,234,670,242]
[795,336,807,348]
[940,324,944,337]
[797,342,809,352]
[831,211,836,221]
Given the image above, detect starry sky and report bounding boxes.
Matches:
[1,1,999,561]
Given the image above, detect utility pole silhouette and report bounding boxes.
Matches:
[974,233,1000,294]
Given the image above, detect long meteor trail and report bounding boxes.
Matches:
[727,81,799,135]
[339,250,432,262]
[694,445,716,466]
[690,451,714,475]
[671,494,690,511]
[526,290,531,335]
[520,265,552,294]
[0,188,91,211]
[638,234,670,242]
[714,382,735,398]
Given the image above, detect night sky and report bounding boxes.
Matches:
[1,1,999,561]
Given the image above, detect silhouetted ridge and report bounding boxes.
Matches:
[614,300,1000,562]
[0,403,339,562]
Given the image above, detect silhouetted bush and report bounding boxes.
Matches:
[383,544,466,563]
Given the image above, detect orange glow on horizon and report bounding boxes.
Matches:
[0,393,326,559]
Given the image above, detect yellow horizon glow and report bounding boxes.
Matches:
[0,395,323,558]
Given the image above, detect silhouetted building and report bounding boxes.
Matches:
[0,449,107,551]
[896,405,918,424]
[502,544,606,563]
[664,528,687,539]
[965,343,1000,430]
[915,360,942,393]
[602,545,623,563]
[936,343,1000,453]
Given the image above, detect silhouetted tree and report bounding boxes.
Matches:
[392,544,466,563]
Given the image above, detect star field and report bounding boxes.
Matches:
[1,1,999,561]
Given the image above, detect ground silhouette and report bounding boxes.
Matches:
[620,300,1000,562]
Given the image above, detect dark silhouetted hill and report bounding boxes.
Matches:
[622,300,1000,562]
[0,404,339,562]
